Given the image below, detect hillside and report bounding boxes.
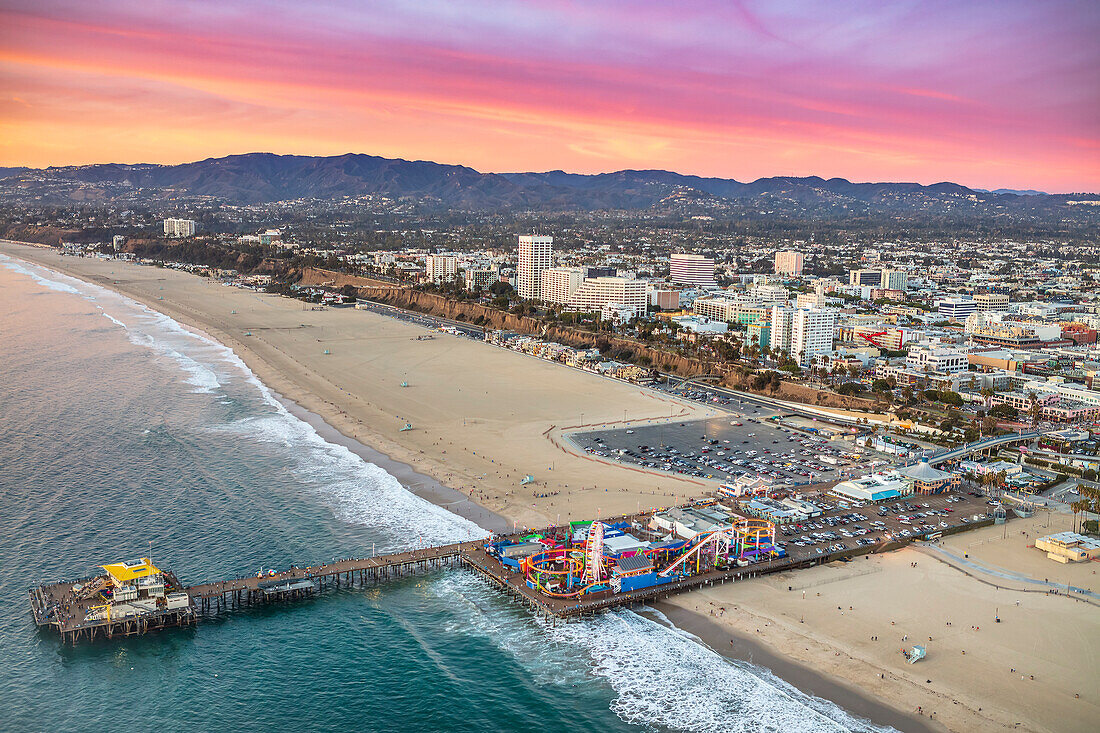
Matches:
[1,153,1096,221]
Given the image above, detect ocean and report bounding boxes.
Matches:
[0,253,894,733]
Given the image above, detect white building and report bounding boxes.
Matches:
[937,297,977,321]
[516,235,552,300]
[906,346,968,374]
[774,250,804,275]
[540,267,586,304]
[796,292,826,309]
[163,218,196,238]
[670,315,728,334]
[425,254,458,283]
[112,235,125,251]
[772,306,837,364]
[669,253,717,287]
[752,284,790,304]
[567,277,647,319]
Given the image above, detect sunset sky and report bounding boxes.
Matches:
[2,0,1097,191]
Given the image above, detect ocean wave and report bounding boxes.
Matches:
[433,572,893,733]
[214,411,485,547]
[0,254,83,294]
[2,254,484,546]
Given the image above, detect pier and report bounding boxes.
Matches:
[31,491,1000,643]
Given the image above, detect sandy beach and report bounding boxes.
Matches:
[664,510,1099,733]
[5,241,1097,733]
[2,242,719,531]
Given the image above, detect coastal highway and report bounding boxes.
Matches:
[355,298,485,338]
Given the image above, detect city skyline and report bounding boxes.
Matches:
[2,1,1098,192]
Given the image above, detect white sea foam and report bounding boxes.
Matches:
[1,253,483,545]
[3,253,889,732]
[434,572,895,733]
[0,254,83,294]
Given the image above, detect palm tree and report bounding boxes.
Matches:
[1027,392,1041,425]
[1070,499,1087,533]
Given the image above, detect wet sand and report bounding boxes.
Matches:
[649,603,942,733]
[5,241,1095,733]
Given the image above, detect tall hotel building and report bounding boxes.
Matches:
[669,253,717,287]
[516,235,553,300]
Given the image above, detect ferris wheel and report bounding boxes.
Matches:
[584,521,606,584]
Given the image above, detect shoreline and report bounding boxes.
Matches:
[275,392,509,533]
[1,244,929,730]
[4,243,1094,733]
[649,603,943,733]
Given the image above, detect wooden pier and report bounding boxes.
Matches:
[185,542,472,613]
[31,494,999,643]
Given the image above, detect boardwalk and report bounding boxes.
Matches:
[186,542,473,611]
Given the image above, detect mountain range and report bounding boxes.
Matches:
[1,153,1094,216]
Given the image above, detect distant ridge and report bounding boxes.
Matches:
[1,153,1093,213]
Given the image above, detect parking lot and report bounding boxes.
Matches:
[771,491,999,563]
[570,413,890,487]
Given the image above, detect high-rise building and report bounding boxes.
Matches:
[771,306,837,364]
[540,267,586,304]
[567,277,647,319]
[516,235,552,300]
[774,250,804,275]
[426,254,458,283]
[669,253,717,286]
[163,218,196,238]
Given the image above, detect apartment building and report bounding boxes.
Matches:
[163,218,196,238]
[774,250,804,275]
[516,235,552,300]
[567,277,648,319]
[772,306,837,364]
[425,254,458,283]
[540,267,586,304]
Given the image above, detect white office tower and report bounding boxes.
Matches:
[516,235,552,300]
[163,218,196,238]
[774,250,804,275]
[540,267,586,304]
[426,254,458,283]
[771,306,836,365]
[669,253,717,286]
[567,277,648,319]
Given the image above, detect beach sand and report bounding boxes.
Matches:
[664,510,1099,733]
[6,241,1096,732]
[1,242,719,532]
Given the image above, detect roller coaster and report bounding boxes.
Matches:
[514,514,783,599]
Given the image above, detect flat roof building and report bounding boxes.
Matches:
[774,250,804,275]
[670,253,717,287]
